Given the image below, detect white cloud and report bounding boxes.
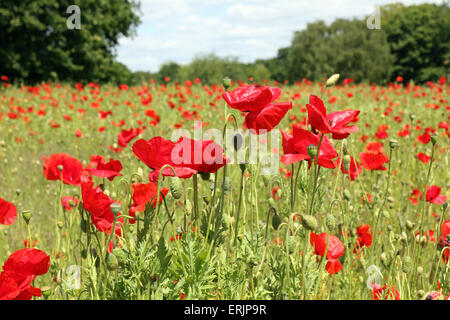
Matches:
[117,0,444,72]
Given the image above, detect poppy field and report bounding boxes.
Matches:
[0,75,449,300]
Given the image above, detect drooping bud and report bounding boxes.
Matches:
[200,172,210,181]
[326,74,340,86]
[272,214,282,230]
[233,133,244,152]
[343,189,351,201]
[325,214,336,231]
[343,155,351,172]
[301,214,318,231]
[430,135,437,146]
[169,177,183,200]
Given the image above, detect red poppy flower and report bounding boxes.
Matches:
[354,224,372,253]
[128,182,169,223]
[43,153,85,186]
[61,196,79,211]
[281,127,339,169]
[85,157,123,181]
[359,152,389,171]
[0,198,17,225]
[416,153,431,164]
[133,136,227,181]
[439,220,450,263]
[306,95,360,139]
[417,133,431,144]
[426,186,447,205]
[118,127,143,148]
[81,181,123,235]
[371,283,400,300]
[335,156,362,181]
[310,232,345,274]
[0,248,50,300]
[222,85,292,134]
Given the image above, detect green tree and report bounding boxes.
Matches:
[0,0,140,84]
[384,3,450,82]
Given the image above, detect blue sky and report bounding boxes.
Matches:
[116,0,443,72]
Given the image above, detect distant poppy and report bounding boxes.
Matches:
[118,128,143,148]
[426,186,446,205]
[310,232,345,274]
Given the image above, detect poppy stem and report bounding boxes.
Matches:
[193,173,199,226]
[233,166,245,247]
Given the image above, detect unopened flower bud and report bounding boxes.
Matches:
[406,220,414,231]
[420,235,428,246]
[57,165,63,172]
[343,189,351,201]
[326,74,340,86]
[416,290,425,298]
[301,214,318,231]
[272,213,281,230]
[401,256,412,273]
[417,266,423,276]
[200,172,210,181]
[223,77,232,89]
[15,189,21,196]
[326,214,336,231]
[409,114,415,121]
[105,253,118,271]
[233,133,244,152]
[343,155,351,172]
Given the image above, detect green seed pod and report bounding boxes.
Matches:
[239,163,247,172]
[401,256,412,273]
[301,214,318,231]
[22,210,31,224]
[223,77,232,89]
[272,213,282,230]
[442,202,448,211]
[110,203,121,215]
[325,214,336,231]
[200,172,211,181]
[307,144,318,159]
[343,155,351,172]
[169,177,183,199]
[343,189,351,201]
[105,253,118,271]
[389,139,398,149]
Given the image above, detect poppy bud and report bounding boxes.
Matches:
[168,178,182,200]
[110,203,121,215]
[326,74,340,86]
[15,189,21,196]
[406,220,414,230]
[416,290,425,298]
[343,189,351,201]
[272,213,282,230]
[57,221,63,229]
[239,163,247,172]
[343,155,351,172]
[307,144,318,159]
[301,214,318,231]
[185,200,192,215]
[57,165,63,172]
[409,114,415,121]
[399,232,408,244]
[417,266,423,276]
[200,172,210,181]
[223,177,232,194]
[80,219,88,233]
[262,175,269,186]
[430,135,437,146]
[380,252,390,268]
[268,198,275,207]
[105,253,118,271]
[223,77,232,89]
[22,210,31,224]
[389,139,398,149]
[420,235,428,247]
[415,234,421,243]
[325,214,335,231]
[233,133,244,151]
[401,256,412,273]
